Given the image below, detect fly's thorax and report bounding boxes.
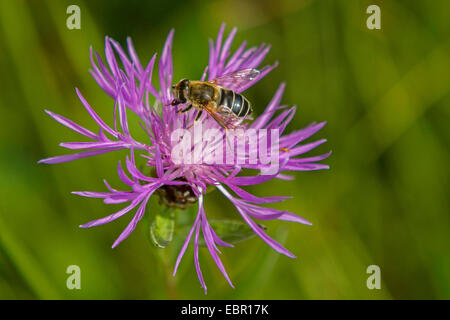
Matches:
[188,81,219,106]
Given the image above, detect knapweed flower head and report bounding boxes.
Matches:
[40,24,330,293]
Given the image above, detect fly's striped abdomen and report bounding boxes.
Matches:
[217,88,252,118]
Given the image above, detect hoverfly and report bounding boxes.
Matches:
[170,68,260,129]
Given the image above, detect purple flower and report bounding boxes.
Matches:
[40,24,330,293]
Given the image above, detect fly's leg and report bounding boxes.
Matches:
[186,109,203,130]
[194,109,203,121]
[177,104,193,113]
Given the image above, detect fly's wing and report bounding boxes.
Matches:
[203,103,243,129]
[209,68,260,93]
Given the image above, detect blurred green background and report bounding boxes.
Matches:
[0,0,449,299]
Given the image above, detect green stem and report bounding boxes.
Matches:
[157,248,179,300]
